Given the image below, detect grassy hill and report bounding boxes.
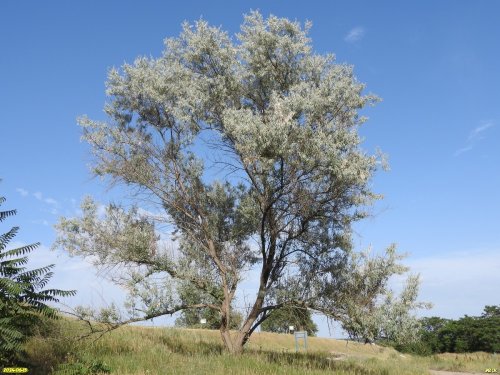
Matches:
[21,317,499,374]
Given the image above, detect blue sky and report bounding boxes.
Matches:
[1,1,499,337]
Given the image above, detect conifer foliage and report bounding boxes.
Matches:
[0,193,76,365]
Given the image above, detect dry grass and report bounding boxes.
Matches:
[21,318,500,375]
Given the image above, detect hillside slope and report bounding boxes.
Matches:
[21,318,499,375]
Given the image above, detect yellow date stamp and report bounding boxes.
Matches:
[485,369,498,374]
[2,368,28,374]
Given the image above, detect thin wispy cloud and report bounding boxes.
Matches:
[32,219,50,226]
[344,27,365,43]
[31,191,60,215]
[468,121,493,141]
[33,191,59,206]
[44,197,58,205]
[454,121,494,156]
[454,145,473,156]
[16,188,29,197]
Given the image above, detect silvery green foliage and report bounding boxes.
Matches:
[55,197,159,266]
[334,251,432,345]
[54,12,424,352]
[379,275,432,345]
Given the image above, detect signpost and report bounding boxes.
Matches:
[294,331,308,352]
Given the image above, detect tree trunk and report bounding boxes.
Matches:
[221,328,240,354]
[228,292,265,354]
[220,291,245,354]
[220,305,254,354]
[219,212,276,355]
[221,329,247,355]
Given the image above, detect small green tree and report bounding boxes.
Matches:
[0,194,76,365]
[261,306,318,336]
[417,316,450,354]
[174,282,242,329]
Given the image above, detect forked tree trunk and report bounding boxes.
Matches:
[219,233,274,354]
[219,294,264,354]
[220,327,247,354]
[220,328,240,354]
[219,302,257,354]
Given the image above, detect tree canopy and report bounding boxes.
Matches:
[55,11,425,353]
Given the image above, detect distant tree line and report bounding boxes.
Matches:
[391,305,500,355]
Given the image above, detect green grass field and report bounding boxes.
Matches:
[21,318,499,374]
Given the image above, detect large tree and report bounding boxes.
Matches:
[55,12,422,354]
